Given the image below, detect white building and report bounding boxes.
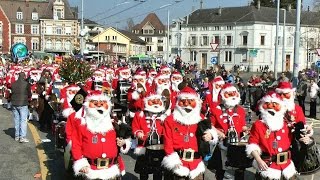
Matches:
[170,5,320,72]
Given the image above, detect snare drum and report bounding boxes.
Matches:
[145,144,165,167]
[226,142,253,169]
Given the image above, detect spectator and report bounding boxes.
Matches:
[296,74,308,115]
[278,72,289,82]
[308,79,319,118]
[10,72,31,143]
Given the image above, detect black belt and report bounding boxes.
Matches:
[175,150,201,159]
[261,150,291,164]
[85,156,118,166]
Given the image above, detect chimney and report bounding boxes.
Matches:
[218,6,222,15]
[257,0,261,10]
[287,4,292,12]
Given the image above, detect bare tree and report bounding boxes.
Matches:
[125,18,135,31]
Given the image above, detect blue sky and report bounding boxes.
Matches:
[69,0,314,29]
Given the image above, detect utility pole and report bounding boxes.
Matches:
[167,10,170,63]
[80,0,84,57]
[200,0,203,9]
[282,9,286,72]
[274,0,280,79]
[293,0,302,87]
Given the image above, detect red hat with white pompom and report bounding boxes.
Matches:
[178,86,199,100]
[275,82,296,93]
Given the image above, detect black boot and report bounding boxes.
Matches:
[140,174,149,180]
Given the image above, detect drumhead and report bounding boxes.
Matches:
[146,144,164,150]
[229,142,248,146]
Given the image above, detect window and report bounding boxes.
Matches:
[202,36,208,46]
[32,40,39,50]
[54,9,63,19]
[242,35,248,45]
[158,38,163,43]
[158,46,163,51]
[147,46,152,51]
[191,27,197,31]
[32,13,38,20]
[190,51,197,61]
[143,29,154,35]
[15,24,24,34]
[46,40,52,49]
[159,30,163,34]
[260,35,265,45]
[214,36,220,44]
[287,37,293,47]
[65,41,71,51]
[56,40,62,50]
[31,25,39,34]
[191,36,197,46]
[148,29,154,34]
[143,29,148,34]
[65,27,71,35]
[112,36,117,41]
[46,26,52,34]
[105,36,110,41]
[225,51,232,62]
[214,26,220,31]
[241,52,247,62]
[226,26,233,30]
[146,37,152,43]
[135,30,139,34]
[226,36,232,45]
[16,12,23,20]
[202,26,208,31]
[56,27,62,35]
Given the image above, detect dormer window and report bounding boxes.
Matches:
[32,12,38,21]
[17,12,23,20]
[54,9,64,19]
[159,30,163,34]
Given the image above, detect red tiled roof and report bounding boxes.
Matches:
[132,13,165,31]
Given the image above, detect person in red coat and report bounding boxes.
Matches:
[207,83,247,180]
[71,91,131,180]
[162,87,218,180]
[201,76,225,114]
[111,67,131,90]
[85,70,111,91]
[246,91,311,179]
[61,84,80,118]
[132,93,166,180]
[171,71,183,93]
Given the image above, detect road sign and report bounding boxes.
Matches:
[211,56,218,64]
[316,60,320,68]
[249,49,258,57]
[210,43,219,51]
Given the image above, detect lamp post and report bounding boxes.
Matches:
[293,0,302,87]
[167,9,170,63]
[274,0,280,79]
[80,0,84,57]
[282,8,286,72]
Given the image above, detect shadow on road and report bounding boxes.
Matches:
[3,128,15,138]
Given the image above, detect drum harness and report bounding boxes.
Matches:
[146,114,161,146]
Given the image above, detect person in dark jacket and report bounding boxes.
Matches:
[11,72,31,143]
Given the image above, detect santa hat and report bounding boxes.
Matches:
[160,66,171,73]
[212,76,225,85]
[93,70,105,76]
[148,69,157,76]
[133,70,146,80]
[171,71,182,78]
[219,83,238,95]
[178,86,199,100]
[116,67,130,76]
[155,73,170,81]
[275,82,296,93]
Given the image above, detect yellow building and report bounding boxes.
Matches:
[91,27,146,60]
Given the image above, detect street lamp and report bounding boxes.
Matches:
[274,0,280,78]
[282,8,286,72]
[80,0,84,58]
[293,0,302,87]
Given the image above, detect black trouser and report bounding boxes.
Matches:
[309,98,317,118]
[140,172,163,180]
[39,99,54,130]
[297,95,306,115]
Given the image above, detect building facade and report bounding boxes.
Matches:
[91,27,146,61]
[0,0,78,55]
[132,13,167,59]
[171,5,320,72]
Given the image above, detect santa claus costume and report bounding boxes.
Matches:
[71,91,131,180]
[162,87,218,180]
[201,76,225,114]
[208,83,247,180]
[146,69,157,85]
[85,69,111,91]
[246,91,298,180]
[159,65,171,77]
[171,71,183,93]
[111,67,131,90]
[132,93,167,180]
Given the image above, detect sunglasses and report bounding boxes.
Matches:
[157,78,170,84]
[172,76,182,81]
[147,99,162,106]
[223,91,238,98]
[215,84,224,89]
[178,99,196,108]
[133,78,145,83]
[278,92,291,99]
[262,102,281,111]
[89,100,108,107]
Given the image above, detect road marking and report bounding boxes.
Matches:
[28,122,51,180]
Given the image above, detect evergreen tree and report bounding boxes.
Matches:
[59,57,93,84]
[251,0,275,7]
[251,0,298,9]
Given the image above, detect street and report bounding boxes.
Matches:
[0,101,320,180]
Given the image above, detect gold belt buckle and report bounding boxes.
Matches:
[276,152,288,165]
[97,158,109,169]
[182,148,195,162]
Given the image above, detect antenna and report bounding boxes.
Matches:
[200,0,203,9]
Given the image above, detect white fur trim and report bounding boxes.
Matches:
[220,86,238,95]
[120,138,132,154]
[73,158,90,176]
[121,170,126,176]
[172,165,190,177]
[139,111,144,118]
[159,114,167,122]
[133,74,146,79]
[162,152,182,170]
[252,160,282,180]
[131,90,140,100]
[85,94,111,103]
[178,93,199,100]
[282,161,297,179]
[246,143,261,158]
[129,111,135,118]
[77,164,121,180]
[62,107,75,118]
[189,161,206,179]
[205,128,219,145]
[275,88,295,94]
[60,98,65,103]
[134,146,146,155]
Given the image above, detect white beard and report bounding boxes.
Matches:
[283,98,295,111]
[84,107,113,134]
[260,110,285,131]
[171,81,181,92]
[173,105,201,125]
[119,74,131,80]
[156,83,171,95]
[31,75,39,82]
[94,76,104,82]
[106,74,113,83]
[222,96,241,108]
[212,88,221,102]
[144,104,165,113]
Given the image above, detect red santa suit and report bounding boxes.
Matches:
[162,87,218,179]
[146,69,157,85]
[85,70,111,91]
[159,65,171,77]
[246,91,297,180]
[71,91,131,179]
[61,84,80,118]
[171,71,183,93]
[111,67,131,90]
[202,76,225,113]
